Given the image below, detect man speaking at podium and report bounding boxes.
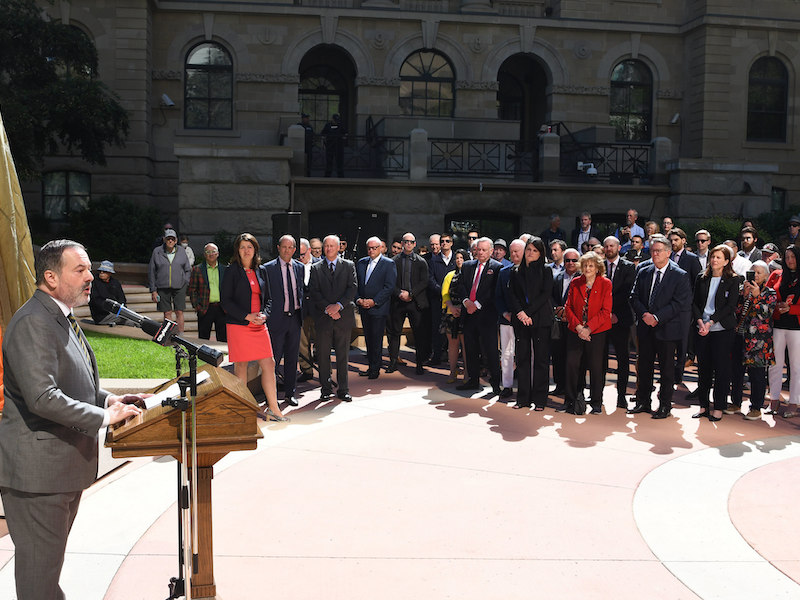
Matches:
[0,240,145,600]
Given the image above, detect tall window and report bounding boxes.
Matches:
[399,50,455,117]
[43,172,90,220]
[184,42,233,130]
[610,59,652,142]
[747,57,788,142]
[299,66,347,135]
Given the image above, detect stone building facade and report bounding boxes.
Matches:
[22,0,800,252]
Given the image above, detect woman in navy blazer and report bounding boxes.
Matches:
[562,251,613,415]
[221,233,287,421]
[691,244,742,421]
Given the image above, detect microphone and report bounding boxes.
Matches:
[103,299,224,367]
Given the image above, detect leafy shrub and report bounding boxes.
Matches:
[67,195,163,263]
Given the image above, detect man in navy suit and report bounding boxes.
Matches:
[427,232,457,365]
[629,234,692,418]
[667,228,702,383]
[602,236,637,408]
[264,234,306,406]
[356,237,397,378]
[456,237,503,395]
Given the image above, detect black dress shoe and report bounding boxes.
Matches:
[368,370,379,380]
[285,396,299,407]
[359,369,370,376]
[652,410,670,419]
[499,387,513,398]
[385,359,398,373]
[320,392,333,401]
[456,380,480,390]
[297,372,312,383]
[337,392,353,402]
[692,411,708,419]
[628,404,651,414]
[415,365,425,375]
[617,398,629,409]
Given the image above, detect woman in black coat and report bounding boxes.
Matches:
[509,236,553,410]
[692,244,742,421]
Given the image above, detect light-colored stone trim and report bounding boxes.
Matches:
[237,73,300,84]
[153,70,182,81]
[355,76,401,87]
[455,80,499,91]
[282,28,376,78]
[480,35,568,86]
[552,85,609,96]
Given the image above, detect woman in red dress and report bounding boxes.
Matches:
[221,233,289,421]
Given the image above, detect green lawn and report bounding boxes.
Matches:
[85,330,183,379]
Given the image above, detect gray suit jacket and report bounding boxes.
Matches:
[0,290,109,493]
[308,258,357,331]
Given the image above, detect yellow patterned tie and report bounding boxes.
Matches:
[67,314,92,368]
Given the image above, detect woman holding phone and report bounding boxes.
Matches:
[767,245,800,418]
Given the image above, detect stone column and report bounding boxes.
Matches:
[539,133,560,183]
[409,129,428,181]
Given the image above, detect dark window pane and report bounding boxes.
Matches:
[747,57,788,142]
[185,99,209,128]
[399,50,455,117]
[185,43,233,130]
[44,172,66,195]
[68,173,91,196]
[209,100,232,129]
[209,72,232,98]
[44,196,66,220]
[609,60,652,142]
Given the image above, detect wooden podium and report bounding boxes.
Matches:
[106,365,264,599]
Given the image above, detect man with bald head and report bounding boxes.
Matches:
[456,237,503,395]
[309,235,357,402]
[602,236,636,408]
[357,237,397,378]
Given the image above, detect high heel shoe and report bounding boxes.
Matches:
[446,371,457,384]
[692,411,708,419]
[267,408,291,422]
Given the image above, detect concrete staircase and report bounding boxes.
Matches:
[74,285,198,333]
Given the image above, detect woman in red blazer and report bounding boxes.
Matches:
[560,251,613,415]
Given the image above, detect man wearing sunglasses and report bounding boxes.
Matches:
[694,230,712,270]
[778,215,800,253]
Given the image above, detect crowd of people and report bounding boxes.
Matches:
[138,209,799,424]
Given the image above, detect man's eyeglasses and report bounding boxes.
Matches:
[650,249,667,255]
[205,250,218,255]
[403,240,415,244]
[695,239,709,243]
[467,236,478,241]
[791,224,800,228]
[441,239,452,244]
[367,245,380,250]
[563,258,579,263]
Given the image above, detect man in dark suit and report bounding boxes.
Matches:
[667,227,702,382]
[387,232,431,375]
[551,248,581,395]
[188,242,228,342]
[427,232,457,366]
[264,235,306,406]
[629,234,692,418]
[456,237,503,395]
[309,235,357,402]
[356,236,397,378]
[571,211,603,249]
[602,236,637,408]
[0,240,144,600]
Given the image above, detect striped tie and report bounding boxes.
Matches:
[67,314,92,367]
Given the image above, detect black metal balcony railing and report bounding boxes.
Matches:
[308,135,408,178]
[428,139,538,180]
[559,141,651,183]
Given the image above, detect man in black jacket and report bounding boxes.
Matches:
[602,236,637,408]
[387,233,430,374]
[321,114,346,177]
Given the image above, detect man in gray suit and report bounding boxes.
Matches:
[0,240,145,600]
[308,234,357,402]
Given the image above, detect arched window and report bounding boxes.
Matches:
[610,59,652,142]
[747,57,788,142]
[299,65,348,136]
[184,42,233,130]
[399,50,455,117]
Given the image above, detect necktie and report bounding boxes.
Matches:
[469,263,483,302]
[607,261,614,281]
[366,259,375,283]
[328,260,335,274]
[67,314,92,368]
[404,255,411,290]
[671,252,677,261]
[284,262,294,312]
[649,270,662,310]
